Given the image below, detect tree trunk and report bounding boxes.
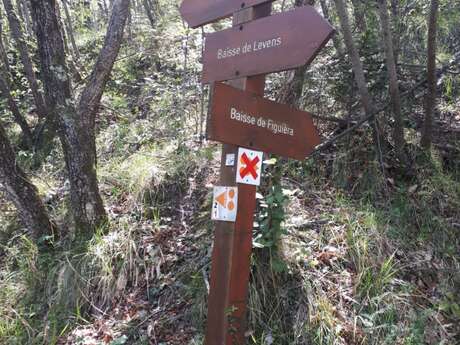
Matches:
[421,0,439,150]
[0,72,33,147]
[350,0,366,32]
[101,0,109,17]
[377,0,406,159]
[0,123,55,239]
[77,0,131,135]
[276,0,310,107]
[2,0,47,117]
[30,0,130,234]
[0,9,32,146]
[0,12,9,70]
[390,0,401,65]
[333,0,385,157]
[333,0,375,115]
[142,0,155,29]
[319,0,343,56]
[55,1,82,82]
[61,0,80,63]
[15,0,32,37]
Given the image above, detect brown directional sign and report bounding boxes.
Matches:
[179,0,273,28]
[207,82,321,160]
[202,6,334,84]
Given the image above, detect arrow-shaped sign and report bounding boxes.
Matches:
[202,6,334,84]
[179,0,273,28]
[207,82,321,160]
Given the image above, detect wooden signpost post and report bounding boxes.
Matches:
[178,2,334,344]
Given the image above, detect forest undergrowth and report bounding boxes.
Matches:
[1,97,459,344]
[0,1,459,344]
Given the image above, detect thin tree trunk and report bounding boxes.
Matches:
[15,0,32,37]
[377,0,406,159]
[127,4,132,40]
[142,0,155,29]
[390,0,401,65]
[421,0,439,149]
[2,0,47,117]
[30,0,130,234]
[350,0,366,32]
[0,8,32,146]
[0,10,11,76]
[276,0,315,107]
[56,1,82,82]
[78,0,130,131]
[101,0,109,17]
[0,72,33,147]
[333,0,375,115]
[319,0,343,56]
[333,0,385,158]
[0,123,55,239]
[61,0,80,63]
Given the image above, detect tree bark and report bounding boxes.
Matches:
[2,0,47,117]
[142,0,155,29]
[350,0,366,32]
[421,0,439,150]
[61,0,80,63]
[15,0,32,37]
[319,0,343,56]
[390,0,401,65]
[0,10,32,146]
[0,71,33,147]
[333,0,375,115]
[0,122,54,239]
[30,0,130,234]
[377,0,406,159]
[0,11,9,70]
[333,0,385,156]
[57,4,82,83]
[77,0,130,136]
[276,0,311,107]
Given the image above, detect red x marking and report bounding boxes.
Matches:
[239,152,260,179]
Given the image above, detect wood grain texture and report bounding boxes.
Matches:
[179,0,273,28]
[202,6,334,83]
[208,82,321,160]
[204,5,270,345]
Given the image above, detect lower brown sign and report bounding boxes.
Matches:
[207,82,321,160]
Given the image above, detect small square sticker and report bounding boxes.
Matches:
[211,186,238,222]
[225,153,235,166]
[236,148,263,186]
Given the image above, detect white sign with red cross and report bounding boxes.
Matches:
[211,186,238,222]
[236,148,263,186]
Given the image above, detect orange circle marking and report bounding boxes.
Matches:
[228,201,235,210]
[229,189,235,198]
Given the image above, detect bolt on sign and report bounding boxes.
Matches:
[202,6,334,83]
[236,148,263,186]
[179,0,273,28]
[208,82,321,160]
[212,186,238,222]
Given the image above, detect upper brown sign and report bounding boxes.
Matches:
[202,6,334,84]
[207,82,321,160]
[179,0,273,28]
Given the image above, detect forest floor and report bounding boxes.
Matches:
[53,114,459,344]
[0,85,459,344]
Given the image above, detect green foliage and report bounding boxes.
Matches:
[254,183,288,251]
